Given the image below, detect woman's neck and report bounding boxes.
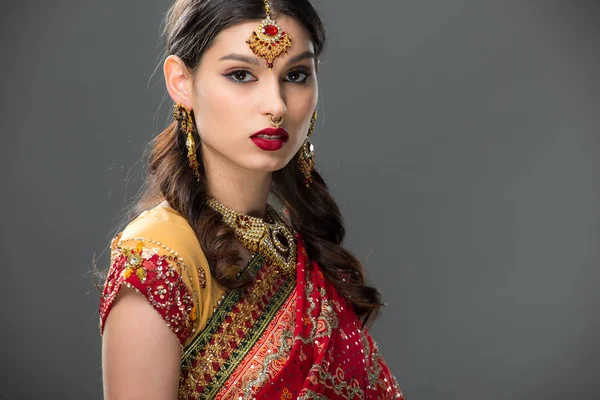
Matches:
[203,151,272,220]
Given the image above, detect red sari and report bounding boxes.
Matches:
[178,235,403,399]
[100,229,403,399]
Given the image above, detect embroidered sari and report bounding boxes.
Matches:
[99,203,403,399]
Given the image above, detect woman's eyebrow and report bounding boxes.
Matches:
[286,50,315,65]
[219,53,261,66]
[219,50,315,67]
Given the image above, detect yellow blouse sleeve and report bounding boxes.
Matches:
[98,204,222,348]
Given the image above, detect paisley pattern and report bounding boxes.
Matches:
[178,235,403,399]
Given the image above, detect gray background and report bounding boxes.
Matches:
[1,0,599,399]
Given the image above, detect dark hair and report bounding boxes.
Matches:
[127,0,383,326]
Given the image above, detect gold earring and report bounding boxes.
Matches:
[298,110,317,187]
[173,103,201,182]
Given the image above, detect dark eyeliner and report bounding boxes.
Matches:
[223,69,256,83]
[285,67,312,84]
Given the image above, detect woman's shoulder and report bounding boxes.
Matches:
[119,201,191,244]
[116,201,203,270]
[100,201,211,347]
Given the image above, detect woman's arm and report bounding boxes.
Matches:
[101,287,182,400]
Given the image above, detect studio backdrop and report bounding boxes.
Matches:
[0,1,599,399]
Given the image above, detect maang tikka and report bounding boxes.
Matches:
[299,110,317,187]
[173,103,201,182]
[246,0,292,69]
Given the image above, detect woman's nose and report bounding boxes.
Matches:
[259,78,287,119]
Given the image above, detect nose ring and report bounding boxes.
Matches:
[268,114,284,128]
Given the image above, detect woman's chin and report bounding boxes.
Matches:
[240,154,295,173]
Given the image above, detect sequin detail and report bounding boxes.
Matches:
[99,235,199,347]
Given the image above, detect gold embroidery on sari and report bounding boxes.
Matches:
[178,255,296,399]
[361,332,404,397]
[222,294,296,399]
[295,280,339,346]
[361,331,381,389]
[298,365,364,399]
[295,275,318,344]
[297,391,329,400]
[301,364,365,399]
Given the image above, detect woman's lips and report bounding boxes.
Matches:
[253,134,287,139]
[251,127,288,138]
[250,127,289,151]
[250,137,287,151]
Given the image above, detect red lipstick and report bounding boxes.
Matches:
[250,127,289,151]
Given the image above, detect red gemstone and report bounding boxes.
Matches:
[263,24,278,36]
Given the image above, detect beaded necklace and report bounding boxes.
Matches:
[206,198,297,274]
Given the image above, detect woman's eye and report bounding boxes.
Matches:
[225,70,256,83]
[285,70,310,83]
[225,69,310,84]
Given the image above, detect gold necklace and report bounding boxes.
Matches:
[206,198,297,274]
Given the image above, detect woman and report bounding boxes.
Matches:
[99,0,403,398]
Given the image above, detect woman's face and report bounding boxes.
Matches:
[169,15,318,175]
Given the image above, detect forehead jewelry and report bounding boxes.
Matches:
[246,0,292,69]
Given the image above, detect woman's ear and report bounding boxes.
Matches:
[164,55,194,108]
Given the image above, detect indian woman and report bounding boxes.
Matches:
[98,0,404,398]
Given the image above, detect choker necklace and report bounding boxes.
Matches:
[206,198,297,274]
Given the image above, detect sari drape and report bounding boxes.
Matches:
[99,204,403,399]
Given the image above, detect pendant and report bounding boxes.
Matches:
[246,17,292,69]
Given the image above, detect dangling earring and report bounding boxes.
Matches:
[173,103,201,182]
[298,110,317,187]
